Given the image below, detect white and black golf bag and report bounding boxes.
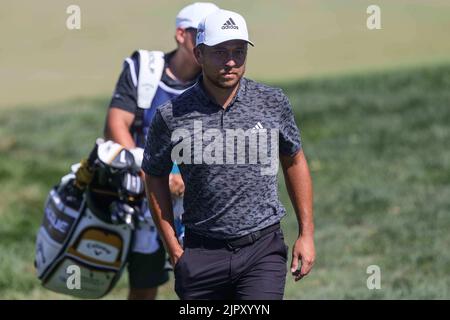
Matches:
[34,139,146,299]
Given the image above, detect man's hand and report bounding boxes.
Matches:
[170,247,185,268]
[291,234,315,281]
[169,174,185,197]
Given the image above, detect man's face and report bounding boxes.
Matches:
[195,40,248,89]
[176,27,200,67]
[184,28,198,56]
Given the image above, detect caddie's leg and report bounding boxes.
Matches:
[127,239,169,300]
[128,287,158,300]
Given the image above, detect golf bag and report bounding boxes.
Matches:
[35,139,145,299]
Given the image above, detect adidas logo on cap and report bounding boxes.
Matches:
[221,17,239,30]
[195,9,254,47]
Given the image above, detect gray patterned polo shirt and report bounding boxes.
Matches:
[142,77,302,239]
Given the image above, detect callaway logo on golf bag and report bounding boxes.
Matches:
[34,139,145,299]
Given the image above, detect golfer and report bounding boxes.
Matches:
[143,9,315,300]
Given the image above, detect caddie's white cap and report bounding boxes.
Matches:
[196,9,254,47]
[175,2,220,29]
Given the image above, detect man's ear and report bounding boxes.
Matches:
[193,46,202,65]
[175,27,185,45]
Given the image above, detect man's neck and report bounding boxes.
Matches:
[202,76,240,109]
[166,50,200,84]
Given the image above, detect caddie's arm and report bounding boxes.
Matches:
[104,59,138,149]
[104,108,136,149]
[280,150,315,281]
[105,108,183,194]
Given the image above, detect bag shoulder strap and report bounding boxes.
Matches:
[128,50,164,145]
[137,50,165,109]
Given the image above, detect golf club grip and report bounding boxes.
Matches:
[87,143,99,167]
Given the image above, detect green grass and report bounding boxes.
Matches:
[1,64,449,299]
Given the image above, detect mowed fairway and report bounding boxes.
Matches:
[1,0,450,108]
[1,64,449,299]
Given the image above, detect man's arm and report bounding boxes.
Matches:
[144,174,184,266]
[105,107,185,195]
[280,149,315,281]
[104,57,139,149]
[104,107,136,149]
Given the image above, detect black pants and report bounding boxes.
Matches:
[127,239,169,289]
[174,226,288,300]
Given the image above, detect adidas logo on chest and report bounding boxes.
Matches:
[251,122,264,131]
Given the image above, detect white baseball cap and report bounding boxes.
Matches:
[175,2,220,29]
[196,9,254,47]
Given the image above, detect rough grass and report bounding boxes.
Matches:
[0,64,449,299]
